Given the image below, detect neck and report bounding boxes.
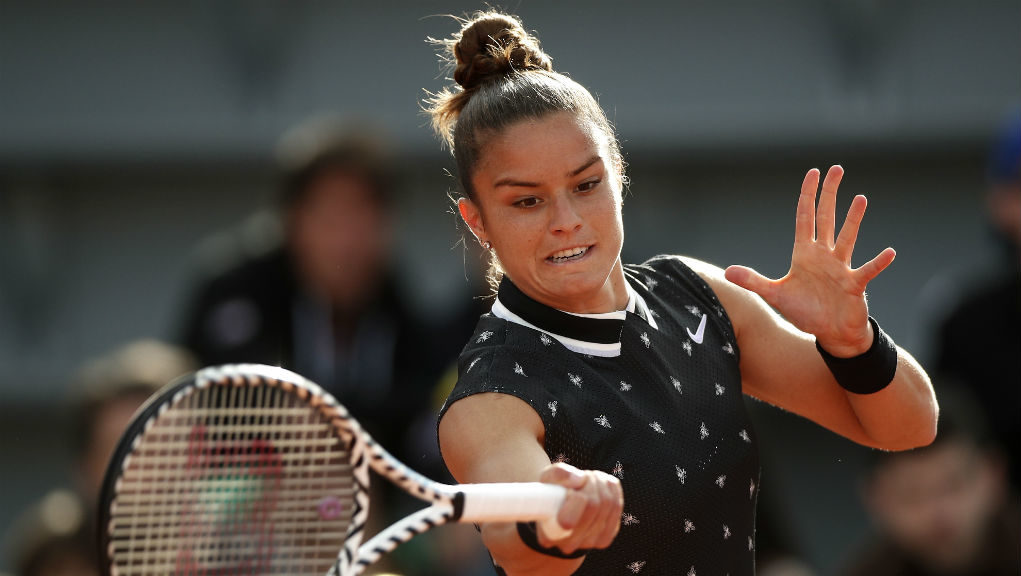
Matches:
[526,259,630,314]
[582,259,629,313]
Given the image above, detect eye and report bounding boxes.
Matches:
[514,196,541,208]
[577,179,601,193]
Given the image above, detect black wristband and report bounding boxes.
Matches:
[516,521,590,559]
[815,316,898,395]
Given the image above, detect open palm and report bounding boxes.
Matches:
[724,166,895,357]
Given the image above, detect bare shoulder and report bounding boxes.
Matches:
[438,392,549,484]
[676,256,733,295]
[676,255,725,282]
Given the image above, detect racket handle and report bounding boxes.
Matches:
[456,482,572,538]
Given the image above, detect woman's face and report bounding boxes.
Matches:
[460,111,626,313]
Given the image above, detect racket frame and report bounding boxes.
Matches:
[99,364,565,576]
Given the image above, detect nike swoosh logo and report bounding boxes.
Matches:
[687,313,707,344]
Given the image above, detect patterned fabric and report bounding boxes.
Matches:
[440,255,761,575]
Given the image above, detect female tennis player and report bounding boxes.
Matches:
[428,11,938,575]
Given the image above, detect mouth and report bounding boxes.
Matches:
[547,245,592,264]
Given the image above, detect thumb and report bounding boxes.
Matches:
[540,462,588,490]
[539,464,588,535]
[724,265,776,300]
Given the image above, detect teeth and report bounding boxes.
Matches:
[551,247,588,261]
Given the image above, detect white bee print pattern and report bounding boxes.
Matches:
[627,561,646,573]
[671,376,682,394]
[650,421,665,434]
[539,333,552,346]
[684,519,696,533]
[723,525,731,539]
[476,330,493,343]
[715,383,725,396]
[568,373,583,388]
[612,461,624,478]
[548,401,557,418]
[513,363,526,377]
[676,466,687,484]
[640,332,651,348]
[594,414,612,428]
[739,429,751,443]
[622,512,639,526]
[620,381,632,391]
[700,422,709,440]
[716,475,726,488]
[682,340,693,356]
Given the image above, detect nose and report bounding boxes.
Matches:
[549,193,583,234]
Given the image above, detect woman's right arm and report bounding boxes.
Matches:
[438,392,623,576]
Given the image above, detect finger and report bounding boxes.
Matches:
[596,477,623,549]
[795,168,821,243]
[589,475,621,550]
[724,265,777,302]
[816,165,844,248]
[566,486,603,552]
[854,247,896,285]
[551,487,588,541]
[563,482,605,553]
[579,474,613,550]
[541,463,587,490]
[538,464,588,539]
[835,194,867,263]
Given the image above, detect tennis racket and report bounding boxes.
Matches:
[99,363,569,576]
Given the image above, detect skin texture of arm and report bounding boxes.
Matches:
[685,166,937,450]
[438,392,623,576]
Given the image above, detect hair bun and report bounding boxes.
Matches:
[452,12,552,91]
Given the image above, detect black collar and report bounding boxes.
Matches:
[497,277,625,345]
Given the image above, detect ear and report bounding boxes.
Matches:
[611,154,627,202]
[458,197,487,245]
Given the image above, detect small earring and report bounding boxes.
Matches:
[483,241,492,251]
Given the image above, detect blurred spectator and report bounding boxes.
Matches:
[176,116,479,574]
[840,384,1020,576]
[178,117,453,452]
[71,339,197,510]
[926,111,1021,490]
[4,491,93,576]
[3,339,196,576]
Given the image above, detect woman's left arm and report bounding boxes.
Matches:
[695,165,937,451]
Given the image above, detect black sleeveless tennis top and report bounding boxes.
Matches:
[440,255,760,575]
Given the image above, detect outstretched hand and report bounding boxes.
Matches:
[724,166,895,357]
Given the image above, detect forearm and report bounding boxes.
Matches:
[738,315,938,451]
[844,346,938,451]
[482,522,585,576]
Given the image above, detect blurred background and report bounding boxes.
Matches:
[1,1,1018,575]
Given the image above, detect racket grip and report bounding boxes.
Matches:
[456,482,572,538]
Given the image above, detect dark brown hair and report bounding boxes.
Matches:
[425,11,623,201]
[275,117,393,211]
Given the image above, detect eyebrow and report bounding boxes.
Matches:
[493,155,603,188]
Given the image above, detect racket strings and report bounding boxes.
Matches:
[108,381,356,575]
